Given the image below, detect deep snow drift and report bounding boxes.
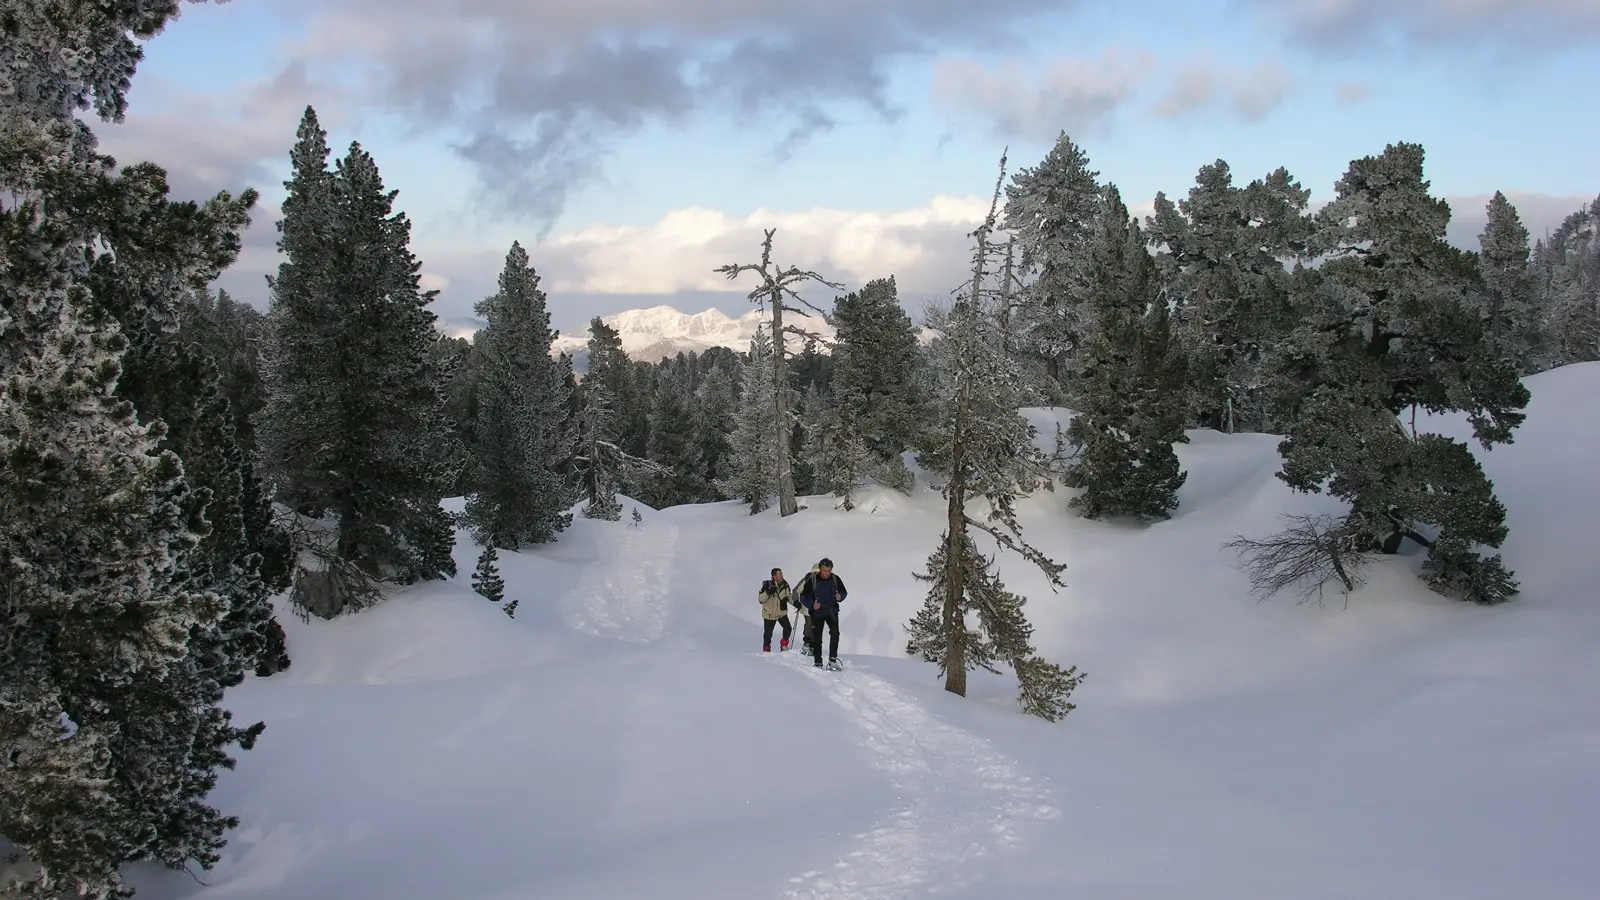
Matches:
[129,363,1600,899]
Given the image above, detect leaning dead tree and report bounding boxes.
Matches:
[715,230,842,517]
[904,151,1084,721]
[1224,513,1371,607]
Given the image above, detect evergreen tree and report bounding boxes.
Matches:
[1477,191,1544,372]
[716,230,843,516]
[574,374,669,520]
[1002,131,1103,391]
[179,289,271,455]
[1065,185,1191,521]
[719,327,782,513]
[907,154,1085,720]
[1146,161,1310,432]
[431,334,477,496]
[791,381,826,496]
[472,545,506,603]
[463,242,575,548]
[0,4,266,894]
[1532,196,1599,368]
[817,276,922,507]
[262,111,460,615]
[1266,143,1530,605]
[643,374,709,507]
[694,366,738,495]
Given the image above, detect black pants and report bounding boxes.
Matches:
[810,610,839,664]
[762,615,793,647]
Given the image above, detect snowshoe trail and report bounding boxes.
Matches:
[560,519,679,642]
[779,661,1060,899]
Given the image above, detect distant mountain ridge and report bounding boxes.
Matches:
[549,305,836,363]
[441,303,936,369]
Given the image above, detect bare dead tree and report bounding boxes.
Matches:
[715,229,843,516]
[1224,513,1371,607]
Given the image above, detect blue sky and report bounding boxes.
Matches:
[102,0,1600,332]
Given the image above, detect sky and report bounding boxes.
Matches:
[97,0,1600,334]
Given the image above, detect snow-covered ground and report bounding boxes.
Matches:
[131,363,1600,899]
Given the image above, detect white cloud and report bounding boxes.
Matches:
[930,48,1154,141]
[1334,81,1373,105]
[537,196,996,295]
[1149,56,1293,122]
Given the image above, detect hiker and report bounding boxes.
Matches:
[796,558,848,670]
[758,567,793,652]
[796,563,819,656]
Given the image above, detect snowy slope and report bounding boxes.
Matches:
[125,363,1600,900]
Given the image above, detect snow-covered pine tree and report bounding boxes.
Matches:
[695,366,738,496]
[1065,184,1191,521]
[643,373,711,507]
[463,242,575,548]
[1265,143,1531,605]
[791,380,827,496]
[1532,196,1599,369]
[816,276,922,508]
[1145,161,1310,432]
[575,375,670,520]
[262,112,460,615]
[0,3,266,893]
[1477,191,1544,372]
[719,326,782,513]
[1002,131,1103,393]
[715,230,843,516]
[84,159,293,678]
[906,153,1085,721]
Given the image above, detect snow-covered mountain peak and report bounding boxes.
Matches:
[551,304,833,363]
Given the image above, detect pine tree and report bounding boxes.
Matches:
[1532,196,1599,369]
[0,4,266,894]
[84,159,293,679]
[1065,185,1191,521]
[463,242,575,548]
[1266,143,1530,605]
[1002,131,1103,392]
[695,366,738,495]
[716,231,843,516]
[643,374,710,507]
[719,326,782,513]
[906,153,1085,721]
[262,112,460,615]
[473,545,505,603]
[575,375,669,520]
[818,277,922,507]
[1145,161,1310,432]
[1477,191,1544,372]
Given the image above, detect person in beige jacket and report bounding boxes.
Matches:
[758,567,794,652]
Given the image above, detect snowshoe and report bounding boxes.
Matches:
[779,638,790,651]
[826,659,843,671]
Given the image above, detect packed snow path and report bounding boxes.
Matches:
[561,518,680,642]
[777,656,1060,899]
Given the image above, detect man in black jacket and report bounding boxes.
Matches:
[796,558,847,670]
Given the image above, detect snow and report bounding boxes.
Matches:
[549,304,837,362]
[126,363,1600,899]
[546,303,939,363]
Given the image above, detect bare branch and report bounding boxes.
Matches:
[1224,513,1370,607]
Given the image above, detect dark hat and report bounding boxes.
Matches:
[818,557,833,568]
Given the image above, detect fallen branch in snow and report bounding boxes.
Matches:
[1225,513,1370,607]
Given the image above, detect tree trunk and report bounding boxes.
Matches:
[771,287,798,516]
[999,238,1015,357]
[941,430,969,697]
